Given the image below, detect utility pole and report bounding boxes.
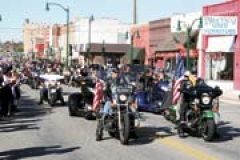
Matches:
[133,0,137,24]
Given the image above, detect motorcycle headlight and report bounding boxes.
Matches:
[81,81,86,85]
[44,81,49,86]
[119,94,127,102]
[201,94,211,105]
[131,82,136,87]
[57,81,61,87]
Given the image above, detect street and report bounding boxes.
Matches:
[0,85,240,160]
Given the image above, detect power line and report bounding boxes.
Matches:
[0,27,22,30]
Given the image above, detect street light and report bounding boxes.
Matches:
[45,2,70,66]
[125,30,140,65]
[59,47,63,63]
[177,17,203,70]
[87,15,94,65]
[102,40,105,65]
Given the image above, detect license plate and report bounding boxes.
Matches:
[51,89,56,93]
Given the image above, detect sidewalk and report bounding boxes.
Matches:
[219,90,240,104]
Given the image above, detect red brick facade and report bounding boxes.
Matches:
[131,24,150,65]
[149,18,171,68]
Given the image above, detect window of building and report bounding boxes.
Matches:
[206,52,234,80]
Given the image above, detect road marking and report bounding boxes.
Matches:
[157,137,218,160]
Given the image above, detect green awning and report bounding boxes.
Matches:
[124,48,145,60]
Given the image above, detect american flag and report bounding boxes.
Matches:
[92,79,104,112]
[172,53,185,105]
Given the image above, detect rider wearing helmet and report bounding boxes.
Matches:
[175,70,196,127]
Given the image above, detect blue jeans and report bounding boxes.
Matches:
[103,101,112,116]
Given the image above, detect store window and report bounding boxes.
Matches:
[206,53,233,80]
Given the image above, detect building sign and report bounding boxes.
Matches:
[202,16,238,35]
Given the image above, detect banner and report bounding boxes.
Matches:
[202,16,238,35]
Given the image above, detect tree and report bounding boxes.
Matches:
[14,43,24,52]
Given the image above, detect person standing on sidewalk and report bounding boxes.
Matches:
[0,64,14,117]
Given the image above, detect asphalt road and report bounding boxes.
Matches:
[0,85,239,160]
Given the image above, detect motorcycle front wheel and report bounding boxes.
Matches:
[119,113,130,145]
[202,119,215,141]
[96,120,103,141]
[48,97,55,107]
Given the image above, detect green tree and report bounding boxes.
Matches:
[14,43,24,52]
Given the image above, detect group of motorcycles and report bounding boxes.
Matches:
[18,61,224,144]
[67,70,223,144]
[21,62,66,106]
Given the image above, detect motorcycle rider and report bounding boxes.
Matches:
[38,65,64,105]
[102,68,138,139]
[152,71,166,102]
[139,69,153,90]
[175,70,196,127]
[102,69,119,117]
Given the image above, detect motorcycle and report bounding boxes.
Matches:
[39,74,65,107]
[29,70,41,89]
[68,74,82,87]
[62,68,71,85]
[21,68,31,84]
[165,83,222,141]
[96,85,140,145]
[135,80,170,113]
[68,78,95,119]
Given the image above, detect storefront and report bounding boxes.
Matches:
[202,0,240,89]
[155,32,198,71]
[203,36,235,80]
[80,43,129,67]
[131,23,150,65]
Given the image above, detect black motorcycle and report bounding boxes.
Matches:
[176,83,222,141]
[96,85,140,145]
[68,78,95,119]
[69,75,82,87]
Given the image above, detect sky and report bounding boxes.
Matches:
[0,0,224,42]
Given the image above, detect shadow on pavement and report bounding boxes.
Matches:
[0,119,41,125]
[0,145,80,160]
[213,121,240,142]
[129,126,175,145]
[0,123,39,132]
[0,93,51,132]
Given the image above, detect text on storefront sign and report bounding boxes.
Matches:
[202,16,238,35]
